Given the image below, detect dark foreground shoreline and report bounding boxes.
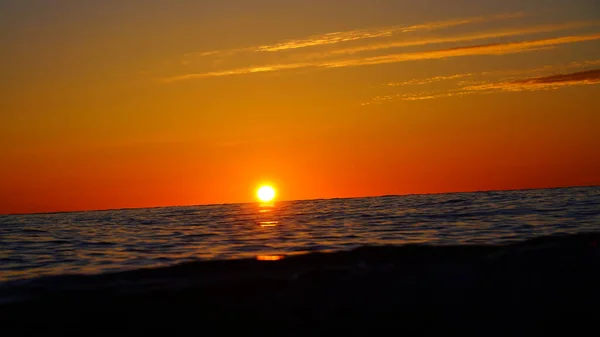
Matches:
[2,232,599,336]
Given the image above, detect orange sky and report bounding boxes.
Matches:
[1,0,600,214]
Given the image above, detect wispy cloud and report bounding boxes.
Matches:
[254,13,525,52]
[325,21,596,56]
[465,68,600,92]
[166,31,600,82]
[320,34,600,69]
[388,74,473,86]
[386,59,600,88]
[162,62,316,82]
[183,12,524,61]
[371,68,600,103]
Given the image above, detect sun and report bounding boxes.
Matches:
[256,185,276,203]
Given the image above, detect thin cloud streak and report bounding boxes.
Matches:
[255,12,524,52]
[326,21,597,56]
[388,74,473,86]
[162,62,315,82]
[320,34,600,69]
[374,68,600,102]
[183,12,524,60]
[164,33,600,82]
[464,68,600,91]
[386,58,600,88]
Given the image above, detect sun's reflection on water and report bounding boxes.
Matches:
[256,254,285,261]
[259,221,279,227]
[257,202,279,228]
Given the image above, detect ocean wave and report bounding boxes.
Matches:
[1,187,599,284]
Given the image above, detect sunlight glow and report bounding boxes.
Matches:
[257,185,276,202]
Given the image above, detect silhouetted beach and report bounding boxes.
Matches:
[2,232,599,336]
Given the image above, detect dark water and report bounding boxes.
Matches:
[1,186,599,283]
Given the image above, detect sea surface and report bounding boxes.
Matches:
[1,186,599,283]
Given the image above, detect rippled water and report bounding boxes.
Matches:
[1,186,599,282]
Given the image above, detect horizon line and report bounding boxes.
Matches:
[2,184,597,216]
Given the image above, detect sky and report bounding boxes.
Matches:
[1,0,599,214]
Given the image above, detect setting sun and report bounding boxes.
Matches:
[257,185,276,203]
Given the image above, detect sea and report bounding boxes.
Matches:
[1,186,599,283]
